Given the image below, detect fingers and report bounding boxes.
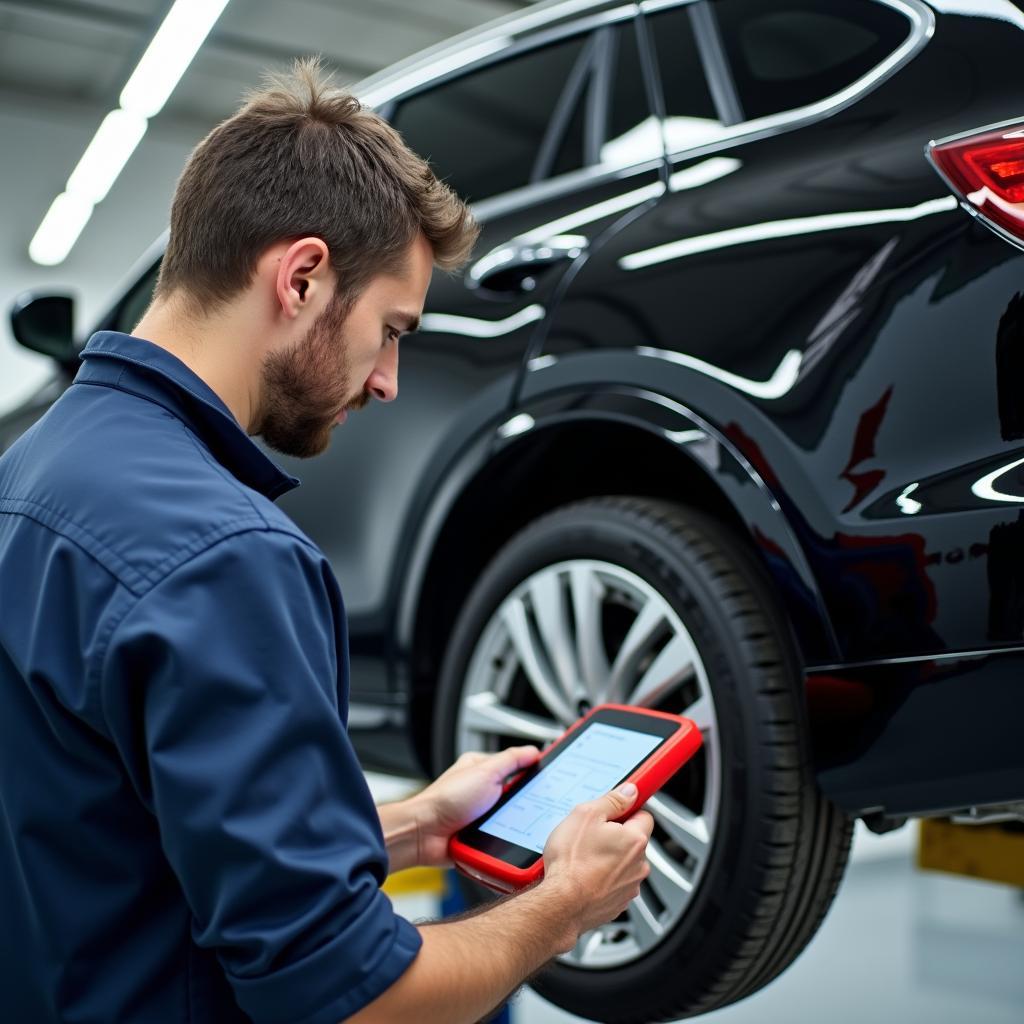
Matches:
[490,744,541,778]
[622,809,655,839]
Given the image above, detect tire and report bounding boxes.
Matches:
[432,497,852,1023]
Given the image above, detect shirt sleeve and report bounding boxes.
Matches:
[97,527,422,1024]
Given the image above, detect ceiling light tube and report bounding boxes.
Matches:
[66,109,148,204]
[29,192,95,266]
[120,0,232,118]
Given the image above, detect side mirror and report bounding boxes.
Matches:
[9,292,76,364]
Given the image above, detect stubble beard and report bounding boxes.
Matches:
[255,291,365,459]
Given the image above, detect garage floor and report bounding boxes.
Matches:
[509,824,1024,1024]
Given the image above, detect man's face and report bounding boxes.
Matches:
[255,233,432,458]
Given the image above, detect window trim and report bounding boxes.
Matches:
[641,0,935,159]
[471,0,933,225]
[688,1,744,126]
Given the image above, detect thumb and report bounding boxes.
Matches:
[597,781,638,820]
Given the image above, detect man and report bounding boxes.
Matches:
[0,61,653,1023]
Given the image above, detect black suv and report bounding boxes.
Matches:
[8,1,1024,1020]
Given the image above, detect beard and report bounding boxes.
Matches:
[253,290,369,459]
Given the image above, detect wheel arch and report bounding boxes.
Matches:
[398,387,838,775]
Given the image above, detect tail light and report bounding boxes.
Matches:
[928,119,1024,248]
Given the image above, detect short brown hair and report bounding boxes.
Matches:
[156,57,478,312]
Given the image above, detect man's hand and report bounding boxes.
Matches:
[540,782,654,948]
[353,779,655,1024]
[412,745,541,867]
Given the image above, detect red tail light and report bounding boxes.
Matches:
[929,120,1024,247]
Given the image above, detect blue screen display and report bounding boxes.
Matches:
[479,723,662,854]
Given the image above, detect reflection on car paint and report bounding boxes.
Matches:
[636,345,803,400]
[419,304,546,338]
[618,196,958,271]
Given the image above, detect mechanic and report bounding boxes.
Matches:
[0,59,653,1024]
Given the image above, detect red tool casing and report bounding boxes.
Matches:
[449,703,703,893]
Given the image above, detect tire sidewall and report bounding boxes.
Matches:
[433,500,806,1018]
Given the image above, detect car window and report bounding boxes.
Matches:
[643,5,726,156]
[602,21,656,168]
[711,0,911,121]
[391,34,589,203]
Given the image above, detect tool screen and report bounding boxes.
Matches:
[478,722,662,854]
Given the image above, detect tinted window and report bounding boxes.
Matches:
[645,6,725,155]
[391,35,588,203]
[713,0,910,120]
[551,87,587,178]
[602,22,655,167]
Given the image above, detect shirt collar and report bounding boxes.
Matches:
[75,331,300,501]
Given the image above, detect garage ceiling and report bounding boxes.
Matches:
[0,0,529,127]
[0,0,534,411]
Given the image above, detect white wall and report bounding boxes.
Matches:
[0,92,215,413]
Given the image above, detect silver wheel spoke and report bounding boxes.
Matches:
[626,633,697,708]
[606,600,669,703]
[462,692,562,743]
[569,566,610,700]
[645,838,693,915]
[680,692,715,733]
[501,598,576,723]
[627,891,665,946]
[647,793,711,862]
[529,572,581,704]
[571,929,604,962]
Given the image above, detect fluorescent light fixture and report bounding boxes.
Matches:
[30,0,230,266]
[66,109,148,204]
[29,192,95,266]
[120,0,232,118]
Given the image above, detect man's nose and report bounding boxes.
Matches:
[367,346,398,403]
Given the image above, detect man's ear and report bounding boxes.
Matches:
[274,237,332,319]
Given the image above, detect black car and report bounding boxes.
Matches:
[8,1,1024,1020]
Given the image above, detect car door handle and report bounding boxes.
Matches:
[468,234,588,294]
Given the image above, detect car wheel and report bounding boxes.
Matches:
[432,497,852,1022]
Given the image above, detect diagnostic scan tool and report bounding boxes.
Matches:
[449,704,702,892]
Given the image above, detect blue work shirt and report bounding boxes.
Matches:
[0,331,421,1023]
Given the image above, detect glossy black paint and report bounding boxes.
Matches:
[5,1,1024,816]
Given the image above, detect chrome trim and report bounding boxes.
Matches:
[649,0,935,162]
[472,156,665,225]
[807,644,1024,673]
[927,116,1024,255]
[380,0,933,230]
[360,2,637,109]
[687,0,743,125]
[638,0,699,13]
